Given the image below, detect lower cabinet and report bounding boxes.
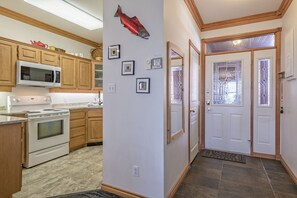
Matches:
[87,108,103,143]
[69,109,86,152]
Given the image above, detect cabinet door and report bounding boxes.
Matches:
[77,59,92,90]
[0,40,17,86]
[18,45,40,63]
[87,118,103,143]
[60,55,76,88]
[92,61,103,89]
[41,51,59,66]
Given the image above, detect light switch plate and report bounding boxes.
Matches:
[107,83,116,93]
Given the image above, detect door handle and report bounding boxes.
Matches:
[206,100,211,106]
[190,109,195,113]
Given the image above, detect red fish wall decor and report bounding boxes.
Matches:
[114,5,150,40]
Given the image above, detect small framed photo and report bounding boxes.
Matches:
[108,45,120,60]
[136,78,150,94]
[122,60,135,75]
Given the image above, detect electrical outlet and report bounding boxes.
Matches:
[132,165,140,177]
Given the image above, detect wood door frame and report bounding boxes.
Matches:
[188,39,201,163]
[201,28,282,159]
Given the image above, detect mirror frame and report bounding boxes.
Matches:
[167,41,185,144]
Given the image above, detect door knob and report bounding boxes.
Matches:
[206,100,211,105]
[190,109,195,113]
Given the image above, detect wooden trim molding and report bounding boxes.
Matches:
[0,6,100,47]
[167,165,190,198]
[184,0,204,30]
[184,0,292,32]
[200,40,206,150]
[0,87,12,92]
[252,152,276,160]
[101,184,145,198]
[280,156,297,185]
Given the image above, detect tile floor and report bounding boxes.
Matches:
[13,146,102,198]
[175,153,297,198]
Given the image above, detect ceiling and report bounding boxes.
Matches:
[195,0,282,24]
[0,0,103,44]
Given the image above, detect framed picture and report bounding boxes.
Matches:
[136,78,150,94]
[108,45,120,60]
[122,60,135,75]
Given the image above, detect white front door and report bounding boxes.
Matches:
[205,52,251,154]
[253,49,276,155]
[189,44,200,163]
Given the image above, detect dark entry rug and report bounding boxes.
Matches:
[50,190,121,198]
[202,149,246,164]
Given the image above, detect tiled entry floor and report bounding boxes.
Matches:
[175,153,297,198]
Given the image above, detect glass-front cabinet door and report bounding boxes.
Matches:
[92,61,103,89]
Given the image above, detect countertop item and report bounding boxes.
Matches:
[0,115,27,125]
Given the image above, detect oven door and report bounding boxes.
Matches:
[27,114,70,153]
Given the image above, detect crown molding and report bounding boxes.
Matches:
[0,6,100,47]
[185,0,292,32]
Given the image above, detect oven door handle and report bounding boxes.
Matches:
[28,114,69,121]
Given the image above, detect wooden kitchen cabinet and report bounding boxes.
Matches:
[70,109,87,151]
[41,50,60,66]
[60,55,76,89]
[92,61,103,90]
[0,40,17,86]
[87,108,103,143]
[77,59,92,90]
[18,45,40,63]
[0,123,22,198]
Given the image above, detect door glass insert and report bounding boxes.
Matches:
[213,61,242,105]
[38,120,63,140]
[258,59,271,106]
[171,66,183,104]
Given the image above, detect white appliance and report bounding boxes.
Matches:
[17,61,61,87]
[8,96,69,168]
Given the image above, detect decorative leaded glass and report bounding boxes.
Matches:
[213,61,242,105]
[258,59,271,106]
[171,66,183,104]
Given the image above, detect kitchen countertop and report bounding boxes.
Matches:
[0,115,27,125]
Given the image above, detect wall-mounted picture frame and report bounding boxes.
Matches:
[136,78,150,94]
[122,60,135,75]
[108,45,121,60]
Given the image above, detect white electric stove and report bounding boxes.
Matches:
[7,96,70,168]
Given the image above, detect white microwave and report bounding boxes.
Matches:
[17,61,61,87]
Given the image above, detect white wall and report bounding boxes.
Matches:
[102,1,165,197]
[201,19,282,39]
[164,0,201,196]
[280,0,297,177]
[0,15,93,59]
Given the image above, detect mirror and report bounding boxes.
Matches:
[167,42,184,144]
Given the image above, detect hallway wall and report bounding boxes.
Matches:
[280,0,297,178]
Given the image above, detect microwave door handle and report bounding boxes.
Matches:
[53,69,56,84]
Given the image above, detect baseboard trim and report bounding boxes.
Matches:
[167,164,190,198]
[280,156,297,185]
[252,152,276,160]
[101,184,145,198]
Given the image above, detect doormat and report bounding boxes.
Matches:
[202,149,246,164]
[50,189,121,198]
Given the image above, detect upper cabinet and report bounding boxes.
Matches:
[41,51,60,66]
[18,45,40,63]
[60,55,76,89]
[77,59,92,90]
[92,61,103,89]
[0,40,17,86]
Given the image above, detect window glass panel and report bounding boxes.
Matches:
[213,61,242,105]
[38,120,63,140]
[258,59,271,106]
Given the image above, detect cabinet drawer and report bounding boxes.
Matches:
[41,51,59,66]
[70,135,85,151]
[70,126,85,138]
[18,45,40,63]
[88,109,102,118]
[70,111,85,120]
[70,119,85,128]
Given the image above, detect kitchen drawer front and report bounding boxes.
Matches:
[70,135,85,151]
[41,51,60,66]
[70,126,85,138]
[18,45,40,63]
[70,111,86,120]
[70,119,85,128]
[88,109,102,118]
